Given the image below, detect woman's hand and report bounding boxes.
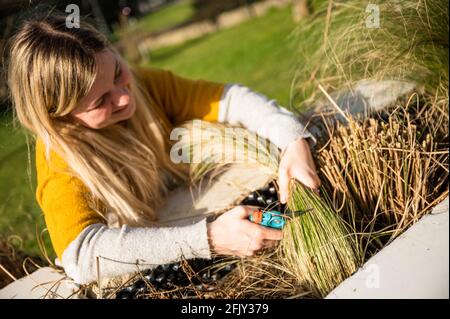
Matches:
[207,206,283,257]
[278,137,321,204]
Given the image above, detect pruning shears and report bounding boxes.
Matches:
[248,208,309,229]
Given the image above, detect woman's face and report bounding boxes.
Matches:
[70,50,136,129]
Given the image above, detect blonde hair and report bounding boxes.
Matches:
[7,15,188,226]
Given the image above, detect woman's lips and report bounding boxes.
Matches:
[113,103,129,114]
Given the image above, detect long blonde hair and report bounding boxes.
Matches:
[7,15,188,226]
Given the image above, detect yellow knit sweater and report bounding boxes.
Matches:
[35,67,225,260]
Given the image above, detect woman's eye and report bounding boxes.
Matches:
[115,65,122,80]
[89,98,104,111]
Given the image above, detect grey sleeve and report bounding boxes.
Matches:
[61,219,211,284]
[218,84,317,150]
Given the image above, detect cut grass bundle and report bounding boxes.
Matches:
[280,181,359,297]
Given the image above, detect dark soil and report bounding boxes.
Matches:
[0,240,47,289]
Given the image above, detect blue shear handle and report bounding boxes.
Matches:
[249,210,285,230]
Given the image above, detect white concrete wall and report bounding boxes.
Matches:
[326,196,449,299]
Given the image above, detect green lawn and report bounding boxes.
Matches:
[147,5,303,109]
[0,113,53,258]
[115,0,194,38]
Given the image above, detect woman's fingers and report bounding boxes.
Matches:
[279,166,321,203]
[209,206,285,257]
[262,239,280,249]
[230,205,255,219]
[278,167,290,204]
[246,236,281,255]
[277,137,322,200]
[290,165,321,190]
[245,220,283,240]
[260,227,283,241]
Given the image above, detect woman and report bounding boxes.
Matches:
[7,15,320,284]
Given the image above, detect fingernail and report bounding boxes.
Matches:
[280,194,286,203]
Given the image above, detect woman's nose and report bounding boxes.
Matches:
[110,87,130,111]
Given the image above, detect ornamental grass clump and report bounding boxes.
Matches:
[280,181,359,297]
[292,0,449,109]
[289,0,449,261]
[315,92,449,255]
